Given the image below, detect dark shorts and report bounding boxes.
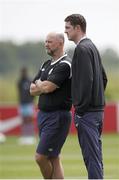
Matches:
[36,110,71,157]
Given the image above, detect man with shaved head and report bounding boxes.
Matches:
[30,32,72,179]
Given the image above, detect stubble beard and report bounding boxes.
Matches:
[46,48,57,57]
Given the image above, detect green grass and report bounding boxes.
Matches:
[0,77,18,104]
[105,70,119,102]
[0,134,119,179]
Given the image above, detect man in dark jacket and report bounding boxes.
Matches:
[64,14,107,179]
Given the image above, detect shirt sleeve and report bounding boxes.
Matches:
[32,62,46,83]
[32,70,41,83]
[47,61,71,87]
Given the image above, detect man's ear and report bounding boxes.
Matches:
[75,24,81,31]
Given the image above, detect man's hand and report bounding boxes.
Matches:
[30,83,36,90]
[30,82,42,96]
[35,79,42,87]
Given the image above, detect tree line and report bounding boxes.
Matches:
[0,41,119,102]
[0,41,119,78]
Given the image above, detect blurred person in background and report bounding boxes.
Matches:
[17,67,35,145]
[64,14,107,179]
[30,32,72,179]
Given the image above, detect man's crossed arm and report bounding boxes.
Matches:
[30,79,58,96]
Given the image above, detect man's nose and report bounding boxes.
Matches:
[45,43,48,47]
[64,29,67,34]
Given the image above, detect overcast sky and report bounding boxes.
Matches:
[0,0,119,51]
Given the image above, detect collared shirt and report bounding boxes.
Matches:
[77,36,87,45]
[51,54,67,65]
[32,54,72,111]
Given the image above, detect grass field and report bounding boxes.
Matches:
[0,134,119,179]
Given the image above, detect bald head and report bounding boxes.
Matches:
[46,32,65,44]
[45,32,65,58]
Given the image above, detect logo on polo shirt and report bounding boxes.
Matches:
[41,68,45,71]
[48,148,53,152]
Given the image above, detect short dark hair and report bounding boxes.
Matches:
[65,14,86,33]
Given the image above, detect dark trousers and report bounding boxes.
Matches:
[75,112,104,179]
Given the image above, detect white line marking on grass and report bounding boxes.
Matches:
[0,153,119,161]
[0,156,34,161]
[0,165,37,170]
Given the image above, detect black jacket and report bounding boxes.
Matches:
[72,38,107,116]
